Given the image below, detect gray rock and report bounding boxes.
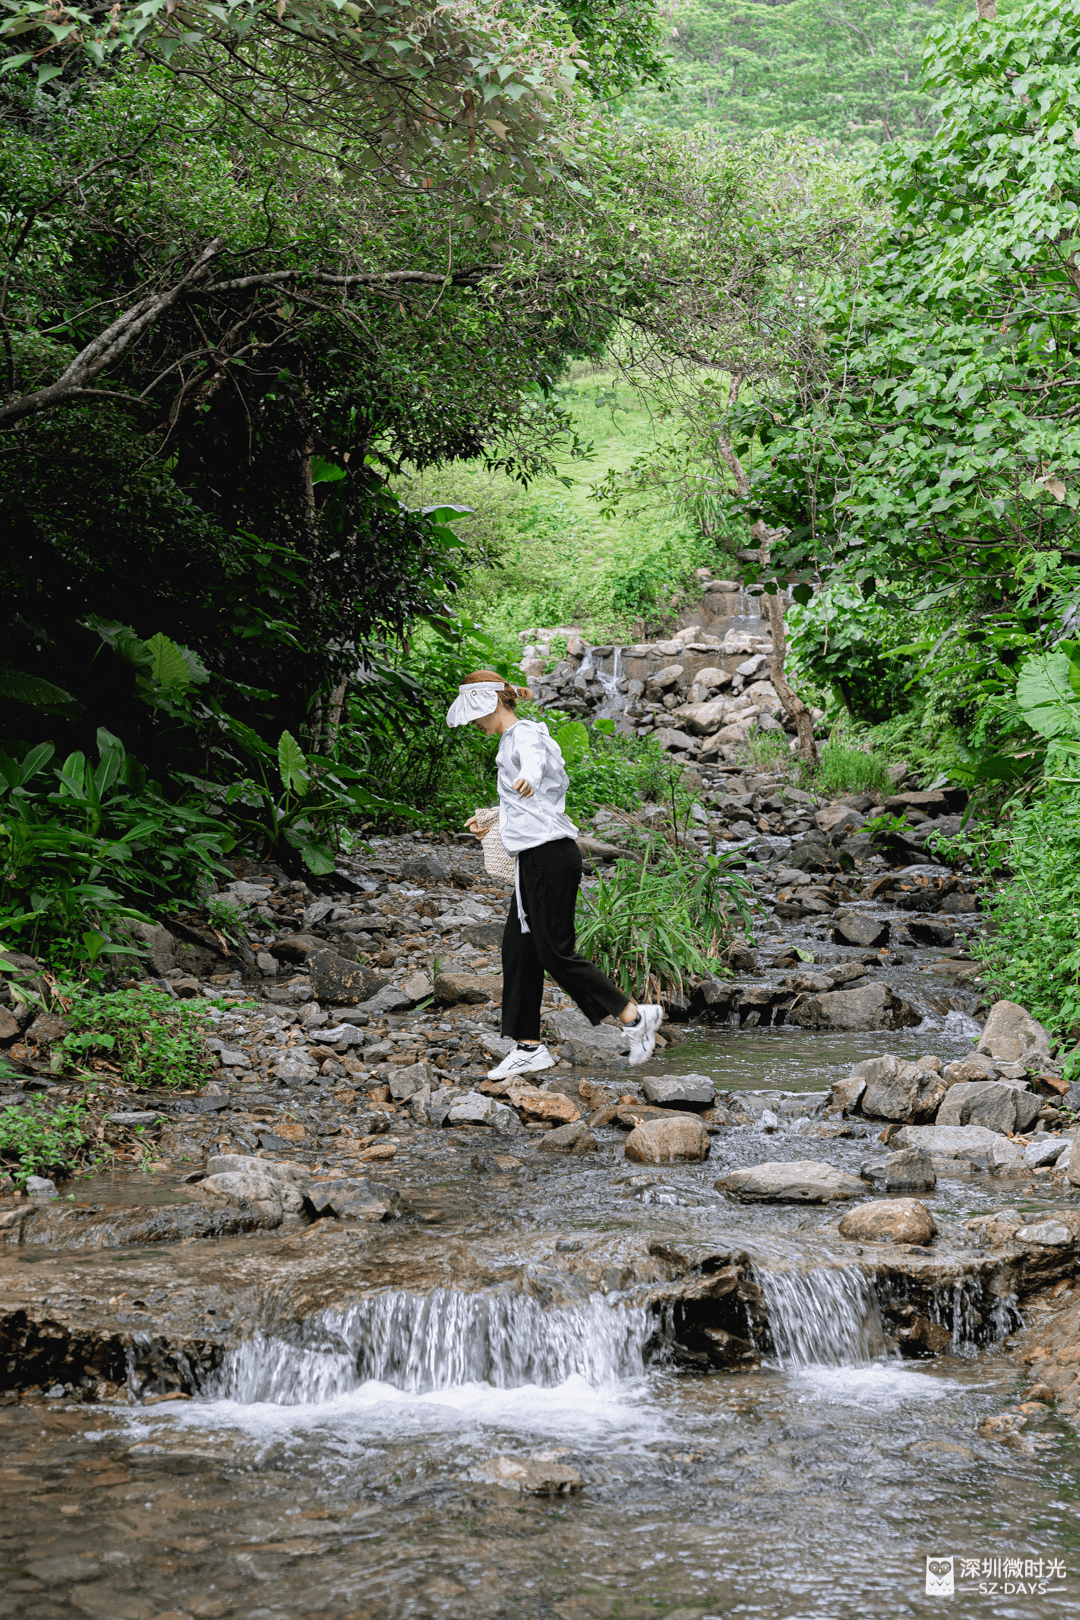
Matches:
[859,1147,936,1192]
[269,932,325,963]
[107,1110,160,1128]
[320,1022,367,1048]
[831,913,890,948]
[625,1114,710,1163]
[409,1085,433,1125]
[543,1006,631,1064]
[827,1075,866,1115]
[903,918,956,947]
[989,1138,1027,1175]
[936,1081,1018,1135]
[125,921,178,976]
[215,1045,249,1067]
[205,1154,309,1184]
[389,1061,432,1101]
[642,1074,716,1109]
[976,999,1051,1062]
[943,1054,1000,1086]
[855,1055,945,1122]
[305,1177,400,1221]
[789,982,921,1031]
[307,949,388,1007]
[1024,1136,1068,1167]
[1012,1089,1045,1132]
[445,1091,519,1129]
[463,921,505,950]
[714,1159,865,1203]
[1014,1219,1074,1246]
[198,1169,297,1223]
[272,1054,320,1085]
[401,853,451,886]
[892,1123,1004,1164]
[399,970,433,1004]
[357,986,413,1015]
[25,1176,57,1199]
[538,1121,599,1155]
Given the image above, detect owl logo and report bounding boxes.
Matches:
[926,1557,955,1595]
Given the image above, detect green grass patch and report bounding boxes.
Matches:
[57,985,215,1089]
[800,736,892,797]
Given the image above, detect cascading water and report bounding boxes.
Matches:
[577,646,624,719]
[204,1288,654,1405]
[755,1268,889,1367]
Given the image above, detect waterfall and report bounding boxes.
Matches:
[204,1288,654,1406]
[755,1267,888,1367]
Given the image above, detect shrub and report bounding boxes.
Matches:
[975,788,1080,1050]
[0,1096,91,1188]
[56,985,216,1089]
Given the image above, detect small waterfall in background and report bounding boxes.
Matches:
[204,1289,654,1405]
[755,1268,889,1367]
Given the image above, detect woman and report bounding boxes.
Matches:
[446,669,663,1078]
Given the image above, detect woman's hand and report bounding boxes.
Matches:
[465,815,489,840]
[513,777,534,798]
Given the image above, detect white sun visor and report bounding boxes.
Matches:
[446,681,504,727]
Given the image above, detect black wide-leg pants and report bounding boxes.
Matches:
[500,837,630,1042]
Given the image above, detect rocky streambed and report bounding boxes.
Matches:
[4,792,1080,1616]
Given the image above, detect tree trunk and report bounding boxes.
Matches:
[752,522,819,766]
[976,0,997,17]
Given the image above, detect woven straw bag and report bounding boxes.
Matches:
[472,806,516,884]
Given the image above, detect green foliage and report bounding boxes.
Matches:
[976,789,1080,1044]
[788,581,915,724]
[576,844,757,999]
[0,1096,90,1189]
[625,0,951,149]
[802,735,891,797]
[0,732,231,974]
[1014,644,1080,776]
[56,985,216,1090]
[563,728,671,822]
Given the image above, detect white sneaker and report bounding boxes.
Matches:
[625,1004,664,1066]
[487,1043,557,1080]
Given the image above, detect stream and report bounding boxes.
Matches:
[3,1011,1080,1618]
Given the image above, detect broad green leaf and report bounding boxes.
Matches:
[593,717,616,736]
[0,665,77,714]
[145,632,191,688]
[1016,651,1080,742]
[277,731,308,795]
[554,721,590,766]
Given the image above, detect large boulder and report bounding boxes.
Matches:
[714,1160,865,1204]
[672,697,730,736]
[815,805,866,838]
[642,1075,716,1110]
[788,982,921,1032]
[855,1055,946,1122]
[307,950,388,1007]
[624,1115,710,1164]
[838,1198,937,1246]
[977,1000,1052,1063]
[936,1081,1023,1135]
[827,1075,867,1116]
[892,1123,1004,1165]
[831,913,890,948]
[859,1147,936,1193]
[269,933,325,964]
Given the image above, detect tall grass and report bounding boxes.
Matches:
[801,737,891,797]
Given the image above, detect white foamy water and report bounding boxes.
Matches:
[789,1362,974,1408]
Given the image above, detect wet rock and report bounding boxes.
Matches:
[307,950,388,1006]
[815,805,866,837]
[25,1176,57,1199]
[789,982,920,1032]
[125,921,178,976]
[7,1200,272,1249]
[389,1061,433,1101]
[642,1075,716,1110]
[401,853,451,886]
[838,1198,936,1246]
[988,1138,1027,1175]
[538,1122,598,1155]
[855,1055,946,1122]
[470,1455,584,1494]
[903,918,956,947]
[305,1177,399,1221]
[977,999,1052,1063]
[543,1006,631,1064]
[937,1081,1022,1135]
[714,1160,864,1203]
[892,1123,1004,1164]
[721,941,758,973]
[831,913,890,948]
[1014,1219,1075,1247]
[445,1090,519,1129]
[505,1084,580,1124]
[435,971,502,1006]
[859,1147,936,1192]
[624,1115,710,1164]
[269,933,324,963]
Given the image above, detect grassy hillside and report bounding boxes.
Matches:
[396,368,736,649]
